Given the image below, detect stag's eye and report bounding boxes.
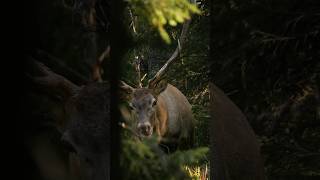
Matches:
[152,99,157,106]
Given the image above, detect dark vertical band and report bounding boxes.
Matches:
[109,0,131,179]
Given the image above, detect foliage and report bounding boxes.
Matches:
[185,164,209,180]
[120,134,209,180]
[127,0,201,43]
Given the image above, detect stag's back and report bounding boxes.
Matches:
[209,82,265,180]
[159,84,194,142]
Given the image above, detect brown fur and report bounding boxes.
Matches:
[155,96,168,137]
[124,83,195,150]
[209,82,265,180]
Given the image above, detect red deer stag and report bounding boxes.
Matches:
[120,13,195,151]
[25,59,110,180]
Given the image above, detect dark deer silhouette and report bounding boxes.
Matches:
[209,82,265,180]
[24,60,110,180]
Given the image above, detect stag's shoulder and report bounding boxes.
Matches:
[160,83,193,115]
[166,84,190,102]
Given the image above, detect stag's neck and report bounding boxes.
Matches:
[154,96,168,137]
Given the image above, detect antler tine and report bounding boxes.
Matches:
[120,80,134,90]
[134,55,143,88]
[148,4,193,88]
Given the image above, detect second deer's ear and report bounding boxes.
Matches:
[119,81,135,100]
[151,79,168,96]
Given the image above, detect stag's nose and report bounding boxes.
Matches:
[137,123,152,136]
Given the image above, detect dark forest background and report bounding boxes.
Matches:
[14,0,320,179]
[210,0,320,179]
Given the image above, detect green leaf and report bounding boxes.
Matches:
[127,0,201,44]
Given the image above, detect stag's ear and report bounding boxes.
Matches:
[26,59,80,132]
[150,79,168,96]
[119,81,134,100]
[28,60,79,101]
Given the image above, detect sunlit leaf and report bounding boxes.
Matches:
[127,0,201,43]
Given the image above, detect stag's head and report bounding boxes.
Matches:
[120,78,167,137]
[28,60,110,180]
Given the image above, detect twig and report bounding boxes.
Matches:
[92,46,110,82]
[128,8,137,34]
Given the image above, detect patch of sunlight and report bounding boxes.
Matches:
[184,164,209,180]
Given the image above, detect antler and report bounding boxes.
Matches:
[148,1,195,88]
[134,55,145,88]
